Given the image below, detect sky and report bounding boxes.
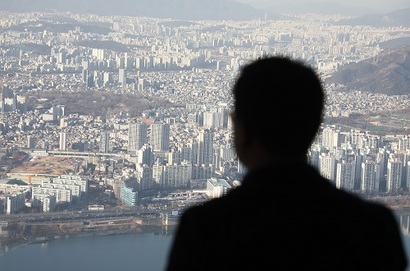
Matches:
[236,0,410,14]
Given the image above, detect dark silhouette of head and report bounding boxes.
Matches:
[232,56,324,161]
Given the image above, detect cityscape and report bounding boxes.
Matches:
[0,4,410,258]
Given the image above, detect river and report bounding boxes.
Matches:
[1,231,410,271]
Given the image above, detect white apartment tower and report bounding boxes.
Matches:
[387,158,403,193]
[398,136,410,151]
[307,146,321,169]
[361,160,380,193]
[119,68,126,86]
[59,132,67,151]
[203,112,214,129]
[319,153,336,182]
[152,162,192,190]
[322,126,340,150]
[103,72,112,86]
[27,135,35,149]
[336,160,355,190]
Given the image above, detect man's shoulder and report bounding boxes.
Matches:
[180,193,234,217]
[327,185,392,213]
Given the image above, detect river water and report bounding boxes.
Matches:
[0,232,174,271]
[1,231,410,271]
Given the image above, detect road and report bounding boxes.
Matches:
[0,209,161,224]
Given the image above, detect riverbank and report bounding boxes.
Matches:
[0,224,176,256]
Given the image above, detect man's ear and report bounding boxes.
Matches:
[234,120,256,169]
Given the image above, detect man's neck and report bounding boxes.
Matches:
[245,153,308,171]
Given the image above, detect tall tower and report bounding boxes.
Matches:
[203,112,214,129]
[319,153,336,182]
[27,136,35,149]
[99,131,110,153]
[135,164,154,191]
[137,144,154,166]
[399,136,410,151]
[83,69,94,88]
[0,79,4,112]
[190,141,200,165]
[406,161,410,191]
[376,148,389,192]
[128,122,148,153]
[150,123,170,152]
[387,158,403,193]
[103,72,112,86]
[59,132,67,151]
[336,160,355,191]
[361,160,379,194]
[322,126,340,150]
[308,149,320,169]
[119,68,126,87]
[198,130,214,166]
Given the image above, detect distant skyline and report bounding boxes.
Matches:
[235,0,410,15]
[0,0,408,18]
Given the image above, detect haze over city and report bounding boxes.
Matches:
[237,0,410,14]
[0,1,410,269]
[1,0,409,18]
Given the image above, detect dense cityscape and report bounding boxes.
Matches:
[0,9,409,241]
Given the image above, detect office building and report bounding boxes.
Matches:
[121,186,138,206]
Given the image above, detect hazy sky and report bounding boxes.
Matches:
[236,0,410,14]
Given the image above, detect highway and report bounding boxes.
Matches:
[0,209,161,224]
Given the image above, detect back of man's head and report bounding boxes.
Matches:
[232,56,324,155]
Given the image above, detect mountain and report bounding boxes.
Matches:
[0,0,284,21]
[325,46,410,95]
[379,37,410,50]
[263,2,371,16]
[335,8,410,27]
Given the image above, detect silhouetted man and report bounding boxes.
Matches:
[165,56,408,270]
